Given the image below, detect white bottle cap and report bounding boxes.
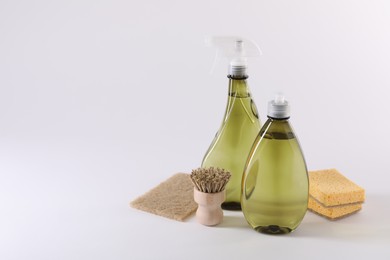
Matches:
[229,58,247,77]
[268,93,290,119]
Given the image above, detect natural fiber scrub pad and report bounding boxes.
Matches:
[130,173,197,221]
[308,196,362,220]
[309,169,365,206]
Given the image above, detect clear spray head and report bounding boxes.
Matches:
[206,36,262,78]
[229,39,247,77]
[268,93,290,119]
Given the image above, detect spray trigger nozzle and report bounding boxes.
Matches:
[205,36,262,77]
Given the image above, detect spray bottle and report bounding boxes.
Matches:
[201,36,262,210]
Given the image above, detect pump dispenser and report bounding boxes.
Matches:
[201,36,262,210]
[241,94,309,234]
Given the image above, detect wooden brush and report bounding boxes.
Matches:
[190,167,231,226]
[190,167,231,193]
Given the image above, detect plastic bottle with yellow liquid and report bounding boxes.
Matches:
[241,94,309,234]
[201,36,262,210]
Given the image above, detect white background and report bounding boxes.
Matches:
[1,0,390,259]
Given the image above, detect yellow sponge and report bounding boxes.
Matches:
[309,169,365,207]
[308,196,362,220]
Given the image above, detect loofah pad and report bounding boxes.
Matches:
[130,173,197,221]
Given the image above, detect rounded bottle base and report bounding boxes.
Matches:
[254,225,292,235]
[221,202,241,211]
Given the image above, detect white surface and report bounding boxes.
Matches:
[1,0,390,259]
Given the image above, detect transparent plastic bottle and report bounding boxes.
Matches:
[201,36,262,210]
[202,75,261,210]
[241,94,308,234]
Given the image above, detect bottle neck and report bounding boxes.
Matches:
[262,118,295,140]
[267,115,290,121]
[228,75,250,98]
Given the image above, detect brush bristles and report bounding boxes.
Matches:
[190,167,231,193]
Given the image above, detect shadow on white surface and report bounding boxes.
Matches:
[290,193,390,244]
[209,193,390,244]
[218,214,251,230]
